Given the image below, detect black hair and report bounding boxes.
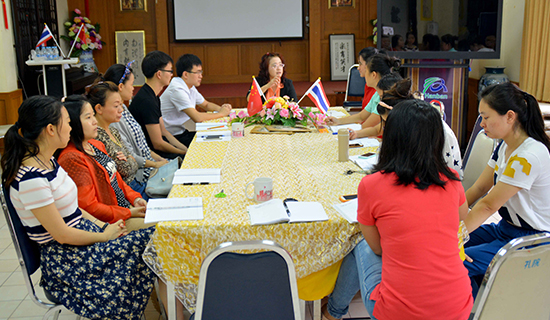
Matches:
[86,81,119,112]
[405,31,417,46]
[441,34,457,49]
[377,78,412,117]
[358,47,385,64]
[104,63,133,85]
[391,34,403,49]
[480,82,550,152]
[366,53,401,76]
[377,72,403,91]
[62,95,90,155]
[176,54,202,77]
[141,51,173,79]
[1,96,64,187]
[374,99,460,189]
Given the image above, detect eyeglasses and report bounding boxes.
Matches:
[159,69,173,73]
[187,70,203,75]
[270,64,285,69]
[119,60,135,84]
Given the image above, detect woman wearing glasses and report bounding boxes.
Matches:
[247,52,297,102]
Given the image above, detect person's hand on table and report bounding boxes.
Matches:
[327,116,339,126]
[219,104,232,116]
[349,129,357,140]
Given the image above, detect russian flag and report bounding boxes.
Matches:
[36,25,53,48]
[305,78,330,114]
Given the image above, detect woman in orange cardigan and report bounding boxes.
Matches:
[58,95,149,231]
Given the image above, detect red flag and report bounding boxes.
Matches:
[247,77,263,116]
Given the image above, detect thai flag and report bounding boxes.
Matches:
[305,78,330,114]
[36,25,53,48]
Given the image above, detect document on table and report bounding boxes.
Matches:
[195,122,228,131]
[144,197,203,223]
[332,199,358,224]
[350,154,378,171]
[352,137,380,148]
[329,124,362,134]
[172,169,221,185]
[248,199,329,225]
[326,110,347,118]
[196,130,231,142]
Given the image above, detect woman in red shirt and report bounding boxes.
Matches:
[323,100,473,320]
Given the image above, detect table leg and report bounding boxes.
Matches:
[42,65,48,95]
[314,299,321,320]
[300,299,306,320]
[167,282,176,320]
[61,65,67,97]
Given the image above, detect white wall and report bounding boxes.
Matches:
[0,0,18,92]
[57,1,70,56]
[381,0,409,38]
[469,0,525,82]
[417,0,459,38]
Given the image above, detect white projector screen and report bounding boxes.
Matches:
[174,0,303,41]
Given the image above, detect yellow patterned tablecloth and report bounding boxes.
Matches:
[143,110,377,312]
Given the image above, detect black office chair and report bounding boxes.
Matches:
[343,64,366,108]
[469,232,550,320]
[0,187,82,320]
[193,240,303,320]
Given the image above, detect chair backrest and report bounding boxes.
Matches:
[0,186,55,308]
[462,129,495,191]
[195,240,302,320]
[462,115,484,166]
[469,232,550,320]
[344,64,366,101]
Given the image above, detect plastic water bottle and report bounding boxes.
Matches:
[52,47,59,60]
[36,47,42,61]
[46,47,52,60]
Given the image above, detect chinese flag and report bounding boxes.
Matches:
[247,77,263,116]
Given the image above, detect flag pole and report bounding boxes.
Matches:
[44,23,66,58]
[252,76,266,100]
[297,78,320,105]
[67,24,84,58]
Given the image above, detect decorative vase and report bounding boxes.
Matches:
[79,50,98,73]
[478,66,510,95]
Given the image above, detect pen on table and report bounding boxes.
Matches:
[207,125,226,130]
[183,182,210,185]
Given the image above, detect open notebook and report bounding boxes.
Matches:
[144,197,203,223]
[248,199,328,225]
[332,199,358,223]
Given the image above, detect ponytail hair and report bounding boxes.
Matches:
[86,81,119,111]
[480,82,550,152]
[1,96,63,188]
[378,78,414,116]
[366,53,401,77]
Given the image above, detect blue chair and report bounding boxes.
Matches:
[0,187,82,320]
[469,232,550,320]
[343,64,366,108]
[194,240,302,320]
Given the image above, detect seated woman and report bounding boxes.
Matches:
[404,31,418,51]
[104,62,169,189]
[246,52,297,102]
[358,47,382,110]
[1,95,155,319]
[323,100,473,320]
[57,95,148,232]
[463,83,550,297]
[327,54,400,130]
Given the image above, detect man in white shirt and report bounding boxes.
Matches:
[160,54,232,147]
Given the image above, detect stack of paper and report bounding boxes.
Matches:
[248,199,329,225]
[196,122,228,131]
[332,199,358,223]
[144,198,203,223]
[350,154,378,171]
[172,169,221,185]
[329,124,362,134]
[352,137,380,148]
[196,130,231,142]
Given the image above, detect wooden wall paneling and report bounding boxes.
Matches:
[205,45,240,79]
[87,0,116,73]
[0,89,24,125]
[272,42,309,81]
[240,43,273,77]
[308,0,322,81]
[155,0,170,53]
[320,39,331,80]
[170,45,205,64]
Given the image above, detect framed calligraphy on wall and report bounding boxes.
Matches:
[329,34,355,81]
[115,31,146,86]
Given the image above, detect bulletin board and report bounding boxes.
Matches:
[115,31,146,86]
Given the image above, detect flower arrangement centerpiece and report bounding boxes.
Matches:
[61,9,105,57]
[367,19,378,45]
[229,96,327,128]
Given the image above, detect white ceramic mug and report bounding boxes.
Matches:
[231,122,244,138]
[245,177,273,202]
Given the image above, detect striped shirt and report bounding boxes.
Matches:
[10,159,81,244]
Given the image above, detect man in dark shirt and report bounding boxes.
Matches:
[129,51,187,159]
